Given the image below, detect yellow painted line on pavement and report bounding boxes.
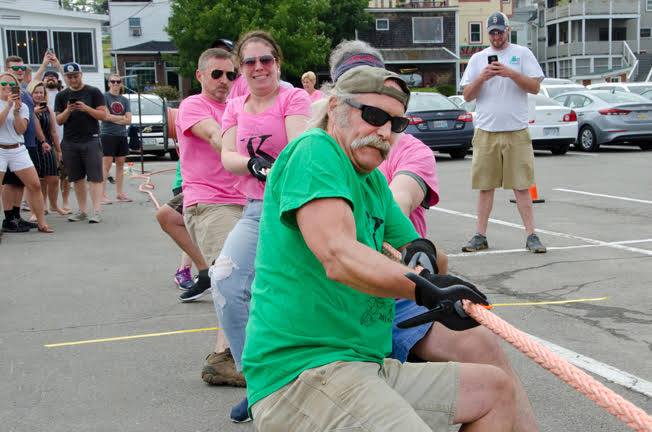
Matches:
[45,326,219,348]
[492,297,608,307]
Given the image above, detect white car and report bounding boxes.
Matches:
[126,94,178,160]
[449,94,577,155]
[586,82,652,96]
[528,94,578,155]
[539,83,586,99]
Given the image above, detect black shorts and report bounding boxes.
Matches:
[2,169,23,186]
[61,137,104,182]
[101,135,129,157]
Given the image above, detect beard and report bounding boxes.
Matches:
[350,135,391,160]
[45,80,58,89]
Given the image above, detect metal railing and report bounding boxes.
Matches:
[546,0,637,21]
[623,41,638,81]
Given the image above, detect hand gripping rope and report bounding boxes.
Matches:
[382,242,652,432]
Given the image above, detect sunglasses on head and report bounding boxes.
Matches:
[10,65,27,71]
[0,81,17,87]
[109,79,122,84]
[240,55,275,68]
[211,69,237,81]
[344,99,409,133]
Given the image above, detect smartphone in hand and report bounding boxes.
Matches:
[11,86,20,96]
[68,98,78,104]
[488,55,499,64]
[39,102,48,108]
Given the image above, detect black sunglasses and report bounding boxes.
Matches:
[240,55,275,68]
[211,69,237,81]
[344,99,409,133]
[10,65,27,71]
[109,79,122,84]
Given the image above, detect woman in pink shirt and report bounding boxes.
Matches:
[301,70,323,102]
[209,30,310,421]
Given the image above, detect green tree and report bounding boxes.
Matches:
[61,0,108,14]
[167,0,371,84]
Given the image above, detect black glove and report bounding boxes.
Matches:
[402,238,438,274]
[405,272,489,331]
[247,156,273,181]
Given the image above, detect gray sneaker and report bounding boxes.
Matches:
[526,233,547,253]
[462,234,488,252]
[68,211,87,222]
[89,213,102,224]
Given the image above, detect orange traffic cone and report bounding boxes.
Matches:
[510,184,545,203]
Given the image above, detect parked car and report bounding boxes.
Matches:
[126,94,178,160]
[586,82,652,95]
[642,89,652,100]
[449,94,577,155]
[541,78,575,85]
[539,83,586,99]
[528,94,578,155]
[553,90,652,151]
[406,92,473,159]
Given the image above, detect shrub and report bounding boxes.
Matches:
[149,85,180,101]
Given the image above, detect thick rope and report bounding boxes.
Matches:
[382,242,652,432]
[130,167,176,210]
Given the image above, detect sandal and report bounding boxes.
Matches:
[38,224,54,233]
[116,194,133,202]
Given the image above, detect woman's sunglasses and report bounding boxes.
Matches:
[0,81,17,87]
[109,79,122,84]
[10,65,27,71]
[240,55,275,68]
[211,69,237,81]
[344,99,409,133]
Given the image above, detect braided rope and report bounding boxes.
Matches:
[382,243,652,431]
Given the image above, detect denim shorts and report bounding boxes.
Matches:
[390,298,432,362]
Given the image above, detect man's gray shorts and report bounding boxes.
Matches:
[61,136,103,182]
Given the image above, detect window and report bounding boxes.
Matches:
[376,19,389,31]
[469,22,481,44]
[648,0,652,11]
[5,30,48,64]
[129,17,142,36]
[511,31,518,44]
[599,27,626,41]
[125,61,156,92]
[641,28,651,38]
[412,17,443,44]
[53,31,94,65]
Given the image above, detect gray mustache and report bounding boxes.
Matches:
[350,135,391,159]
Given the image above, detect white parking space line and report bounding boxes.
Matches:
[527,334,652,398]
[566,151,599,157]
[554,188,652,205]
[430,207,652,256]
[448,239,652,258]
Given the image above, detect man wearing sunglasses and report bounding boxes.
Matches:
[460,12,546,254]
[1,56,49,233]
[240,66,515,431]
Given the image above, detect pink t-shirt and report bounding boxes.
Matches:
[378,133,439,237]
[221,86,311,200]
[229,75,249,99]
[307,89,323,102]
[176,94,246,208]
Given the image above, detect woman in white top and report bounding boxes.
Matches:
[0,72,53,233]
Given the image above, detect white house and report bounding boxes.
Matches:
[0,0,107,90]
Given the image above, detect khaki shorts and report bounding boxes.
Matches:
[252,359,459,432]
[471,128,534,190]
[166,192,184,215]
[183,203,243,264]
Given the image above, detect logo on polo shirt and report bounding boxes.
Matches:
[509,56,520,65]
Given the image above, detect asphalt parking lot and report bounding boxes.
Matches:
[1,147,650,432]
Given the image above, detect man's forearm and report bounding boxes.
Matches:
[511,72,540,94]
[86,108,107,121]
[463,77,485,102]
[56,111,70,125]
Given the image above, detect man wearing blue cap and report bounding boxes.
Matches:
[460,12,546,254]
[54,62,107,223]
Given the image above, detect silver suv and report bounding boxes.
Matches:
[126,94,178,160]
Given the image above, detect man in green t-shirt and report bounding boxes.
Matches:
[241,66,516,431]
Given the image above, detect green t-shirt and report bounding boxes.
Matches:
[172,160,182,190]
[242,128,418,409]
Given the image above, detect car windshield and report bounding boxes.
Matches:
[641,90,652,100]
[531,94,562,106]
[593,91,649,104]
[130,97,164,116]
[545,85,585,98]
[408,93,458,112]
[626,85,652,95]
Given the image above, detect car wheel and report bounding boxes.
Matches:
[169,149,179,161]
[576,126,599,152]
[448,149,467,159]
[550,144,569,155]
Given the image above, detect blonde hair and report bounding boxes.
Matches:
[0,72,19,85]
[27,80,47,104]
[301,71,316,83]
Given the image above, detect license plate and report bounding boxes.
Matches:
[430,120,448,129]
[543,127,559,136]
[142,138,158,145]
[637,113,649,120]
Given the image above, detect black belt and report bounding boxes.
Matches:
[0,143,21,149]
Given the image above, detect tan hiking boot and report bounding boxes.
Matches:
[201,348,246,387]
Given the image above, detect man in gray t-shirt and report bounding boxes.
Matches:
[100,74,132,202]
